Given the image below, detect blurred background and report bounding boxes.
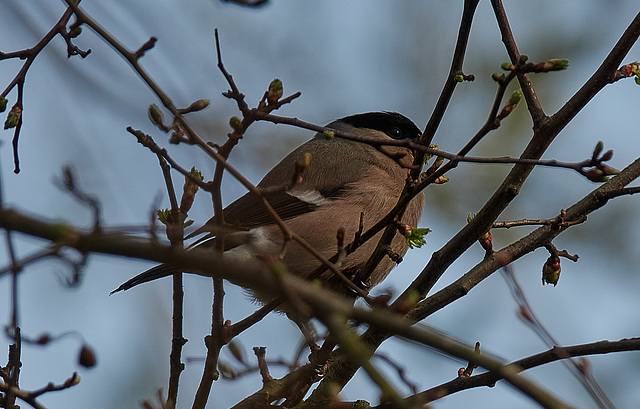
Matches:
[1,1,640,408]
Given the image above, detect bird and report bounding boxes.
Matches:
[112,111,424,302]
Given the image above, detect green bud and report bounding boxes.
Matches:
[228,341,245,364]
[619,61,639,78]
[635,76,640,85]
[423,144,439,162]
[454,74,464,82]
[584,168,608,183]
[229,116,242,132]
[433,155,444,169]
[497,89,523,120]
[542,255,561,286]
[3,105,21,129]
[593,141,604,159]
[69,26,82,38]
[0,97,7,113]
[478,230,492,251]
[180,167,203,213]
[186,99,210,112]
[323,130,335,140]
[64,373,81,387]
[545,58,569,71]
[405,290,421,307]
[491,73,502,82]
[267,78,283,104]
[508,89,523,105]
[501,62,513,71]
[218,362,235,379]
[434,175,449,184]
[299,152,312,168]
[148,104,163,127]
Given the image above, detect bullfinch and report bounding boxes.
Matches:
[112,111,424,301]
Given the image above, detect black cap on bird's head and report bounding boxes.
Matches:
[339,112,422,142]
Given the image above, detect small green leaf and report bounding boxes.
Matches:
[405,227,431,249]
[157,209,170,224]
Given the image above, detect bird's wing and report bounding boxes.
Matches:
[224,187,346,228]
[187,186,347,242]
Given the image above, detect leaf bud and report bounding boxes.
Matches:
[267,78,283,104]
[229,116,242,132]
[543,58,569,71]
[501,62,514,71]
[600,149,614,162]
[180,167,203,213]
[4,104,21,129]
[542,255,561,286]
[68,26,82,38]
[592,141,604,159]
[148,104,164,127]
[186,99,210,112]
[78,344,97,368]
[583,168,608,183]
[508,89,523,105]
[434,175,449,184]
[478,230,492,252]
[228,340,245,364]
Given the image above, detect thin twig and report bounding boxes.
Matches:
[1,1,87,173]
[492,215,587,229]
[407,337,640,405]
[491,0,546,123]
[501,266,615,409]
[413,156,640,322]
[228,300,281,337]
[156,155,186,408]
[421,0,481,148]
[400,2,640,303]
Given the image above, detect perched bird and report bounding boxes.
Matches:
[112,112,424,301]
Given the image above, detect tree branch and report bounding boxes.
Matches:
[412,338,640,405]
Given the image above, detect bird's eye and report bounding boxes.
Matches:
[388,127,402,139]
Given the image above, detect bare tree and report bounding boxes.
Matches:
[1,1,640,409]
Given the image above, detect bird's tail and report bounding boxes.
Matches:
[110,264,177,295]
